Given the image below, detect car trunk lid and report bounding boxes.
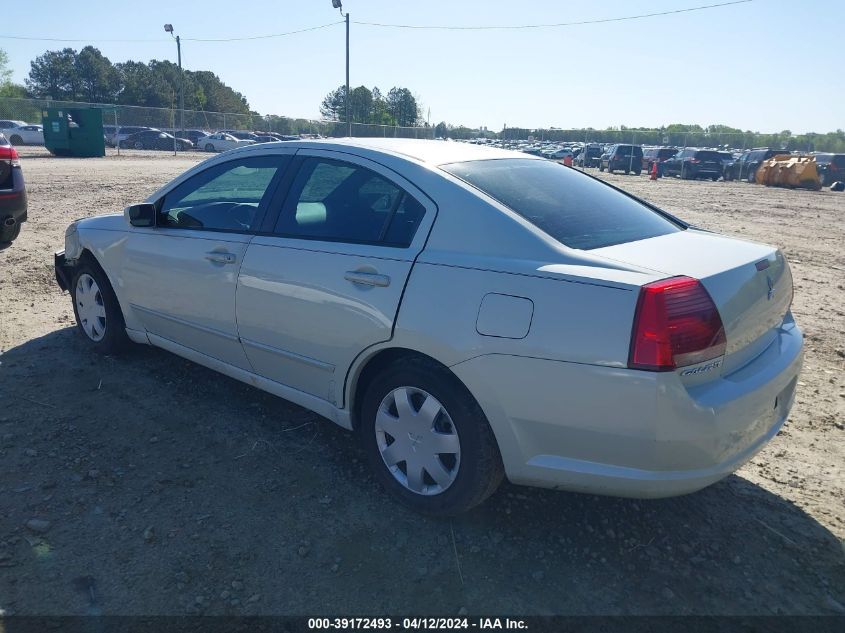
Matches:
[591,229,793,377]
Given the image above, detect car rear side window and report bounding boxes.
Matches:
[274,158,424,246]
[159,156,287,232]
[442,158,681,250]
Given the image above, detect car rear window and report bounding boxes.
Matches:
[442,158,681,250]
[694,151,722,161]
[614,145,643,156]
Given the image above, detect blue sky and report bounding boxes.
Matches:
[1,0,842,133]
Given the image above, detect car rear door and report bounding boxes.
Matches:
[235,150,436,406]
[122,152,293,369]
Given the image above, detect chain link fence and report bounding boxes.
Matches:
[2,96,842,152]
[0,97,435,142]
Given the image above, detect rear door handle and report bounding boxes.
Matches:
[344,271,390,287]
[205,252,237,264]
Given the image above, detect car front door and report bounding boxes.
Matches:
[122,152,293,369]
[235,150,435,406]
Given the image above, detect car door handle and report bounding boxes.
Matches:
[344,271,390,287]
[205,252,237,264]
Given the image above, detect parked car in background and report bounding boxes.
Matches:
[662,149,724,180]
[575,145,603,168]
[723,148,790,182]
[0,120,27,132]
[119,130,194,151]
[0,133,27,245]
[599,144,643,174]
[221,130,260,142]
[53,138,803,515]
[813,153,845,187]
[5,124,44,146]
[642,147,678,173]
[252,135,279,144]
[110,126,157,147]
[176,130,212,146]
[198,132,256,152]
[717,152,735,170]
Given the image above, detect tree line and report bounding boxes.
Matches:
[2,45,251,114]
[320,85,422,128]
[2,46,844,151]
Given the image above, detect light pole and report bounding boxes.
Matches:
[164,23,184,153]
[331,1,351,137]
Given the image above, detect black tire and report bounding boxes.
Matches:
[205,143,215,152]
[0,221,21,244]
[711,175,719,181]
[70,260,129,354]
[359,358,504,516]
[607,166,614,174]
[681,165,690,180]
[634,169,642,176]
[746,169,756,183]
[599,164,605,172]
[9,135,23,146]
[134,141,144,150]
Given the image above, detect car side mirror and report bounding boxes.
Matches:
[125,203,156,227]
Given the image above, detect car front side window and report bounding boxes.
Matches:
[158,156,286,232]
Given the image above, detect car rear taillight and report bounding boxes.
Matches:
[689,158,700,164]
[628,276,726,372]
[0,145,20,167]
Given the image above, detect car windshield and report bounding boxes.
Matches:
[442,158,681,250]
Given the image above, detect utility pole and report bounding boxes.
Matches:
[332,1,351,137]
[164,24,184,153]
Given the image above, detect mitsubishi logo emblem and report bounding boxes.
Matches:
[766,275,775,301]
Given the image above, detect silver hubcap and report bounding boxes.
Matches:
[375,387,461,496]
[75,274,106,342]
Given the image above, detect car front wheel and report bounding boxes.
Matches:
[71,263,129,354]
[360,359,504,516]
[205,143,215,152]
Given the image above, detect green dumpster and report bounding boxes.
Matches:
[41,107,106,157]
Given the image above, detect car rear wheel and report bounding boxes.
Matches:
[599,164,605,172]
[746,170,756,183]
[9,135,23,146]
[360,358,504,516]
[133,141,144,150]
[71,263,129,354]
[205,143,215,152]
[0,218,21,244]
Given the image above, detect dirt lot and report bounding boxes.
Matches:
[1,147,843,616]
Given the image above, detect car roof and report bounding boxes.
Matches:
[276,138,536,166]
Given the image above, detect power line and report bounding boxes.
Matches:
[182,21,343,42]
[0,1,751,45]
[0,21,342,44]
[353,0,753,30]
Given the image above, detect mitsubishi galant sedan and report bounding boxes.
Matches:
[54,139,803,515]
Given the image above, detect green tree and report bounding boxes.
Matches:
[26,48,79,99]
[386,87,418,127]
[75,46,120,103]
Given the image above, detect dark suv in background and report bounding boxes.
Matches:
[0,132,27,244]
[814,153,845,187]
[642,147,678,173]
[599,144,643,174]
[662,149,724,180]
[723,148,790,182]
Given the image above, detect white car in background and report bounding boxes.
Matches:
[198,132,256,152]
[54,138,803,515]
[6,124,44,146]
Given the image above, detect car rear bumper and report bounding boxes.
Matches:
[0,169,28,222]
[450,320,803,498]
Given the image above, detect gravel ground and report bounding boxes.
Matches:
[1,147,843,616]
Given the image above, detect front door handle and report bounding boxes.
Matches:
[344,271,390,287]
[205,251,237,264]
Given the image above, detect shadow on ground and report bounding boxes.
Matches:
[1,328,843,616]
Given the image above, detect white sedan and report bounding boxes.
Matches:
[54,138,803,515]
[5,124,44,146]
[197,132,255,152]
